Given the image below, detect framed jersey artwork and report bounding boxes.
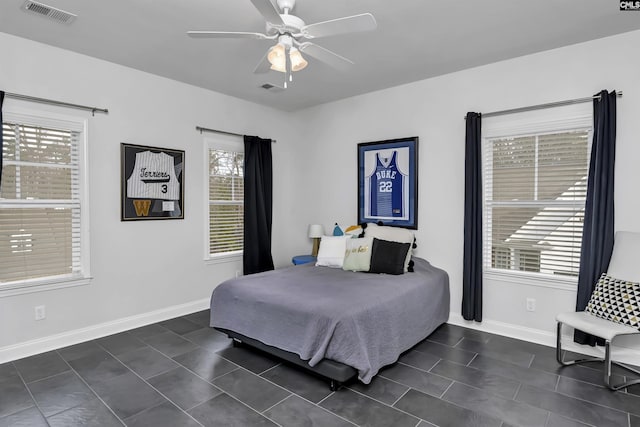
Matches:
[121,143,185,220]
[357,137,418,229]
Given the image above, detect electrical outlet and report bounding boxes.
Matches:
[526,298,536,312]
[34,305,46,321]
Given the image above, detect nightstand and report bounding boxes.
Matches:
[292,255,316,265]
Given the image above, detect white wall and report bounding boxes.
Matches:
[0,32,300,360]
[288,29,640,347]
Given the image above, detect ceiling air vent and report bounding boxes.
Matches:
[22,1,77,24]
[260,83,284,93]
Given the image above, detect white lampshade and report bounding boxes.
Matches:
[308,224,324,238]
[289,47,308,72]
[268,43,286,72]
[267,44,308,73]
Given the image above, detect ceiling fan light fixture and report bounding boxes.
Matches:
[268,43,286,72]
[289,47,308,72]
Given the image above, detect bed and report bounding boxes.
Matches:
[209,256,449,388]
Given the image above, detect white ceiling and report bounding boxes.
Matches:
[1,0,638,111]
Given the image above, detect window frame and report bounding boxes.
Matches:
[481,106,592,290]
[203,134,244,264]
[0,106,91,297]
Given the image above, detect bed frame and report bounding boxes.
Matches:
[216,327,357,390]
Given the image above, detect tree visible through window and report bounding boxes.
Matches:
[484,129,590,278]
[209,148,244,255]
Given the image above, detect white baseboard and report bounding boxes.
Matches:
[0,298,210,364]
[448,312,557,347]
[448,312,640,366]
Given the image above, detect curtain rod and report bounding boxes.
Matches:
[464,91,623,119]
[195,126,276,143]
[4,92,108,116]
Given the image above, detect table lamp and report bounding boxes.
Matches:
[308,224,324,257]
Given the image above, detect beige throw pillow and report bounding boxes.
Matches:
[343,237,374,272]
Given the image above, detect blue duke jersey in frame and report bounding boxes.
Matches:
[367,150,407,219]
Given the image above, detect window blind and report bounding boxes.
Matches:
[209,148,244,255]
[0,122,82,283]
[483,130,590,277]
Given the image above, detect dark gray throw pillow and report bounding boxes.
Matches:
[369,238,411,275]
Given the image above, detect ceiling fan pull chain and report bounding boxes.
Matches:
[286,45,292,86]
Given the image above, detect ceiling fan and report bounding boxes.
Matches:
[187,0,377,89]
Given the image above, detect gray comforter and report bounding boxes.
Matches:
[210,257,449,383]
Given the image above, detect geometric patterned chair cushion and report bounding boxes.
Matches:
[585,273,640,329]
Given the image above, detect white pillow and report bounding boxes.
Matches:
[316,236,350,268]
[343,237,374,272]
[364,223,414,272]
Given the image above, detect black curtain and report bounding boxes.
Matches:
[574,90,617,346]
[0,91,4,189]
[462,112,483,322]
[243,135,274,275]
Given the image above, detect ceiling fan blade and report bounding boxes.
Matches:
[187,31,269,40]
[250,0,284,25]
[253,52,271,74]
[301,13,377,39]
[298,42,354,71]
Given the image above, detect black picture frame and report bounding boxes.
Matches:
[357,137,418,229]
[121,143,184,221]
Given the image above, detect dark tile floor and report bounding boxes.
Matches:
[1,311,639,427]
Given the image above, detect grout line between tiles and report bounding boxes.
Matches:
[129,400,205,427]
[21,367,74,386]
[258,362,282,376]
[391,387,411,406]
[466,352,479,367]
[346,386,425,422]
[55,354,128,426]
[315,391,335,406]
[94,346,205,426]
[526,353,535,369]
[211,388,285,427]
[267,384,359,427]
[10,363,52,423]
[438,379,455,399]
[512,382,523,400]
[261,393,293,414]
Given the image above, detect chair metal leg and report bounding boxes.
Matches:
[604,340,613,389]
[604,340,640,391]
[557,321,640,391]
[556,321,602,366]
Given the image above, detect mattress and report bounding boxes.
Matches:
[210,256,449,383]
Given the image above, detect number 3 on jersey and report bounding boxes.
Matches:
[161,184,168,194]
[378,181,392,193]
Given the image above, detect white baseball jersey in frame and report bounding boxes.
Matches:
[126,151,180,200]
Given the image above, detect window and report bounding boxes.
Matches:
[206,138,244,258]
[483,112,591,283]
[0,110,89,292]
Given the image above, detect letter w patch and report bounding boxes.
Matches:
[132,199,152,216]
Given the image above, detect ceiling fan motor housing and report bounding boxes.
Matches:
[266,13,305,35]
[276,0,296,13]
